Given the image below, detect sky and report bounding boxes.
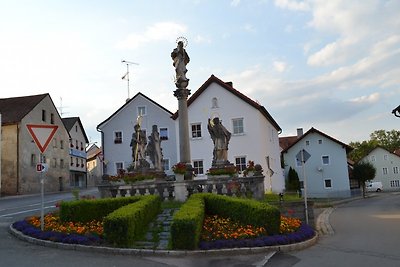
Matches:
[1,0,399,146]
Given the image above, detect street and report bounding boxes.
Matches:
[1,190,400,266]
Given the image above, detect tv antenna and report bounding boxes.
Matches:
[121,60,139,100]
[58,97,69,117]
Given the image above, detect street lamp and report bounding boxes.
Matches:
[392,105,400,118]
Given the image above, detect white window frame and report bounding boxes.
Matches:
[305,140,310,146]
[235,156,247,172]
[159,127,169,140]
[114,131,123,144]
[324,179,332,189]
[383,167,388,175]
[191,123,202,139]
[371,155,376,161]
[232,118,244,135]
[162,158,170,171]
[384,154,388,160]
[322,155,330,165]
[394,166,399,174]
[193,160,204,176]
[137,106,147,116]
[115,162,124,173]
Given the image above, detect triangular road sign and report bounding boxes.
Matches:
[27,124,59,153]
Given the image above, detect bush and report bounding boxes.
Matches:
[103,195,161,247]
[204,194,280,235]
[170,193,280,250]
[170,194,205,250]
[59,196,142,223]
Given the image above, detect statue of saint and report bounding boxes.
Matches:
[171,40,190,88]
[130,124,147,163]
[207,117,231,163]
[147,125,163,171]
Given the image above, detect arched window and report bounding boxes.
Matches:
[211,97,219,108]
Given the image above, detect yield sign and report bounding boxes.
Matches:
[27,124,59,153]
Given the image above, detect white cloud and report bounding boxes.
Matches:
[116,22,187,49]
[350,93,380,104]
[274,0,310,11]
[231,0,241,7]
[273,61,288,72]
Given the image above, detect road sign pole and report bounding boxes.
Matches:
[40,152,44,231]
[302,150,309,225]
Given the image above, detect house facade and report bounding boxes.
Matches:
[86,144,103,185]
[173,75,284,192]
[0,94,70,195]
[360,146,400,191]
[281,127,352,198]
[97,92,177,176]
[62,117,89,188]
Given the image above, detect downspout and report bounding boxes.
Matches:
[16,123,20,194]
[96,127,105,177]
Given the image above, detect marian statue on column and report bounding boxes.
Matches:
[171,37,190,89]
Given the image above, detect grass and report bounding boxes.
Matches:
[263,192,302,203]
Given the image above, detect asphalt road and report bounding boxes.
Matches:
[269,192,400,266]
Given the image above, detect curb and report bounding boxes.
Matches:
[8,224,318,257]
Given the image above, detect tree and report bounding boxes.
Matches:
[286,167,301,193]
[353,161,376,198]
[348,129,400,162]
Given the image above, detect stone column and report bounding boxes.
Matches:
[174,88,192,167]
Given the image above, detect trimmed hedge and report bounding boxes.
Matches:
[170,194,205,250]
[170,193,280,250]
[103,195,161,247]
[204,194,280,235]
[59,196,142,223]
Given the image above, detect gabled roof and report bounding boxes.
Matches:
[0,93,48,125]
[279,136,298,151]
[97,92,173,129]
[281,127,353,154]
[171,75,281,132]
[62,117,89,143]
[361,146,400,161]
[87,144,102,160]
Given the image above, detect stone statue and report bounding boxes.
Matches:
[171,40,190,88]
[130,124,147,163]
[146,125,163,171]
[207,117,231,163]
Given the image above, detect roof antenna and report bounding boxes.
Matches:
[121,60,139,102]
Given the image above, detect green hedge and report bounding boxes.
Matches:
[170,194,205,250]
[204,194,280,235]
[59,196,142,223]
[103,195,161,247]
[170,193,280,250]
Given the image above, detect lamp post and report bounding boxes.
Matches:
[392,105,400,118]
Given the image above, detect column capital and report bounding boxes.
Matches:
[173,88,191,100]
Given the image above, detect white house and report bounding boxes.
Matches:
[86,143,103,186]
[281,127,352,198]
[97,92,177,176]
[173,75,285,192]
[62,117,89,188]
[359,146,400,191]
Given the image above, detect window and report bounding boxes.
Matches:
[138,106,146,116]
[81,158,84,168]
[235,157,247,172]
[60,140,64,149]
[75,140,79,148]
[53,138,57,148]
[50,113,54,124]
[371,155,376,161]
[52,158,57,168]
[383,167,388,175]
[211,97,219,108]
[305,140,310,146]
[75,158,79,167]
[162,159,170,171]
[193,160,204,175]
[191,123,202,138]
[80,142,83,150]
[41,155,46,164]
[390,180,400,187]
[70,157,73,166]
[394,167,399,174]
[41,110,46,122]
[60,159,64,169]
[75,125,78,132]
[160,127,168,140]
[115,162,124,173]
[300,181,304,189]
[232,118,244,134]
[31,154,36,167]
[322,155,330,165]
[384,154,388,160]
[114,131,123,144]
[318,139,323,144]
[324,179,332,188]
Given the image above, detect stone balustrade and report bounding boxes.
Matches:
[98,175,265,201]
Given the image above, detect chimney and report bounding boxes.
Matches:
[296,128,303,138]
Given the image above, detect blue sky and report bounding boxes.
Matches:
[1,0,399,145]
